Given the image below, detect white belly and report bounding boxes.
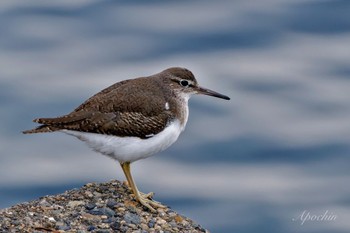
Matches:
[61,120,184,163]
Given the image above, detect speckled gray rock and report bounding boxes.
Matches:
[0,180,209,233]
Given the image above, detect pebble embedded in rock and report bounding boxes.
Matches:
[87,225,96,231]
[124,212,141,225]
[67,200,85,208]
[148,218,156,228]
[38,199,50,207]
[110,221,120,230]
[85,202,96,210]
[106,199,118,208]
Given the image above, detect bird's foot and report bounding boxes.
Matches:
[140,191,154,199]
[124,182,154,199]
[136,194,167,213]
[122,179,166,212]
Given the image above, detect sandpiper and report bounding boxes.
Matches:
[23,67,230,212]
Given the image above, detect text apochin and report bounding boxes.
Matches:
[293,210,337,225]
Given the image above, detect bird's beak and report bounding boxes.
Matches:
[196,86,230,100]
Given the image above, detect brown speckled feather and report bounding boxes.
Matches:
[22,69,191,139]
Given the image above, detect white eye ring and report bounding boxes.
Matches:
[180,80,189,87]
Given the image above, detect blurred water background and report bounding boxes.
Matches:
[1,0,350,232]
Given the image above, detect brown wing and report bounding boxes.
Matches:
[73,76,172,116]
[23,110,173,139]
[23,77,175,139]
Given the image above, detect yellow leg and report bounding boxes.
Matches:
[120,162,166,212]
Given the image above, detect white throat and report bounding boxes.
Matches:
[175,91,191,129]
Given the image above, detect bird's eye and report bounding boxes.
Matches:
[180,80,189,87]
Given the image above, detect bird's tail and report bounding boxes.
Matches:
[22,116,68,134]
[22,125,59,134]
[22,113,88,134]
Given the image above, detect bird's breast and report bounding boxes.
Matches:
[171,94,190,131]
[61,119,183,163]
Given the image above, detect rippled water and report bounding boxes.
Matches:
[1,1,350,232]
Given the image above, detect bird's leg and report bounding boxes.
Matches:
[120,162,166,212]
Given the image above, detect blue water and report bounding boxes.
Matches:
[1,1,350,232]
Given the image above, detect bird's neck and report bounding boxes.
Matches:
[171,92,190,132]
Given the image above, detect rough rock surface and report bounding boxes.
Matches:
[0,180,209,233]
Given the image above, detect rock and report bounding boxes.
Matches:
[67,201,84,209]
[0,180,209,233]
[110,221,120,230]
[148,218,156,228]
[106,198,118,208]
[87,225,96,231]
[38,198,50,207]
[101,207,115,217]
[124,212,141,225]
[85,202,97,210]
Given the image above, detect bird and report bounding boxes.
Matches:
[23,67,230,212]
